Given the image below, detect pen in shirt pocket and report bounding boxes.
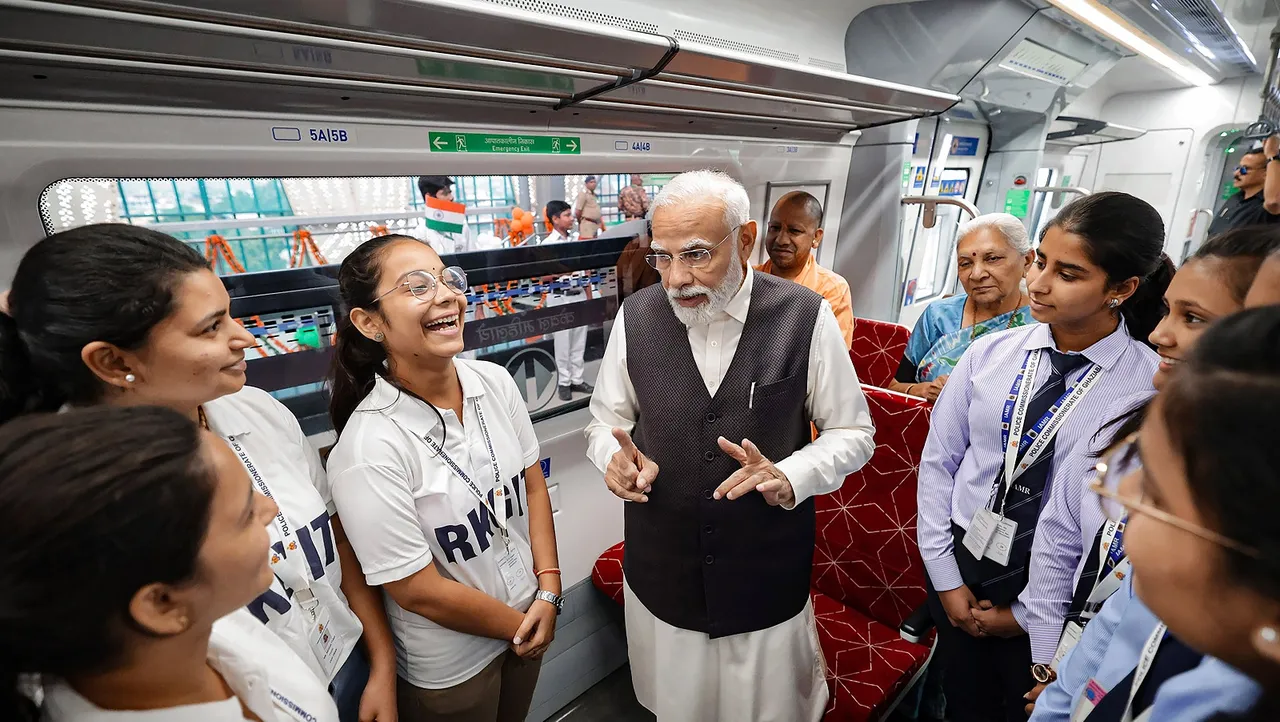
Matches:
[749,382,756,410]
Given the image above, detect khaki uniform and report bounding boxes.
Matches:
[575,189,603,238]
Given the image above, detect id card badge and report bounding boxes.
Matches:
[1052,621,1085,668]
[496,542,530,594]
[305,601,344,680]
[963,509,1001,559]
[984,516,1018,566]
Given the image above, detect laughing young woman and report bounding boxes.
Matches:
[325,235,561,722]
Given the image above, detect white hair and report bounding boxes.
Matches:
[956,213,1032,255]
[649,169,751,233]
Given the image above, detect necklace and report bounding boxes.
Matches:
[197,406,210,430]
[969,292,1028,342]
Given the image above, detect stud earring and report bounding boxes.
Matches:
[374,332,385,342]
[124,373,136,383]
[1108,298,1121,309]
[1261,626,1278,644]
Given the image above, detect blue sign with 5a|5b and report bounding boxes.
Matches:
[950,136,980,156]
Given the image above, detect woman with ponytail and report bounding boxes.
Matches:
[917,191,1170,722]
[325,235,560,722]
[0,406,337,721]
[0,224,395,722]
[1027,226,1280,720]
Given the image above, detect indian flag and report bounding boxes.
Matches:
[426,197,465,234]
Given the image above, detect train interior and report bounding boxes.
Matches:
[2,0,1278,719]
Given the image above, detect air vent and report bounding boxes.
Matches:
[808,57,846,73]
[1153,0,1257,75]
[480,0,659,35]
[671,29,800,64]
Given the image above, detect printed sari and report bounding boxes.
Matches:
[900,294,1033,383]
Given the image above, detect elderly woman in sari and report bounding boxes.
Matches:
[889,213,1034,401]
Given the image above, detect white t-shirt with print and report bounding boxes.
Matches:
[41,607,338,722]
[203,386,362,683]
[326,361,541,690]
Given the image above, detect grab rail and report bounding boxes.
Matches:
[900,196,980,228]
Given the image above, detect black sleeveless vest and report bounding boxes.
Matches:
[623,272,822,638]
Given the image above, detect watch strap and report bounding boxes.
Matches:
[535,589,564,614]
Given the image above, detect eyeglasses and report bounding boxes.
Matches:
[1235,165,1258,175]
[373,267,469,304]
[645,225,740,271]
[1089,433,1260,558]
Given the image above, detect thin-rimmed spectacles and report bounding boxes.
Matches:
[1089,432,1260,558]
[646,225,740,271]
[373,267,469,304]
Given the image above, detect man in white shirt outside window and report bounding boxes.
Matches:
[542,200,592,401]
[584,170,877,722]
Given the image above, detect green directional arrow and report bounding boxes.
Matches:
[428,132,582,154]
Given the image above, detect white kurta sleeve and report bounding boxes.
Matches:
[774,300,876,509]
[584,305,638,474]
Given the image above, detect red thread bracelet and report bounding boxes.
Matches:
[535,568,561,577]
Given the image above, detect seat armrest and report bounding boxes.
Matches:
[899,602,935,644]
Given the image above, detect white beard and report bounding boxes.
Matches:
[666,256,746,327]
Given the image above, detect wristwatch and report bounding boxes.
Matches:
[1031,663,1057,684]
[535,589,564,615]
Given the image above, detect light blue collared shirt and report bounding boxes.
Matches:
[1031,576,1262,721]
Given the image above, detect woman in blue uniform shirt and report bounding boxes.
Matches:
[1081,307,1280,721]
[1026,226,1280,720]
[916,192,1172,722]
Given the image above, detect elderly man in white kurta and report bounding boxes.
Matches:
[585,170,876,722]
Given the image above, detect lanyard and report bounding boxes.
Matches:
[1079,518,1130,621]
[995,350,1104,511]
[224,433,319,610]
[1122,623,1167,722]
[411,398,509,539]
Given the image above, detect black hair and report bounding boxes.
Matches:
[1190,226,1280,302]
[1043,191,1174,347]
[0,224,210,424]
[417,176,453,200]
[774,192,824,226]
[1159,307,1280,599]
[1243,148,1266,159]
[328,234,450,441]
[546,200,571,219]
[0,406,215,721]
[1091,225,1280,453]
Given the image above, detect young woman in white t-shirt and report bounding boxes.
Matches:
[325,235,561,722]
[0,405,339,722]
[0,225,396,722]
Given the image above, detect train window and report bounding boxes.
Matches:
[38,173,672,433]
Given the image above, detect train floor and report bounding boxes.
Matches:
[545,665,654,722]
[543,665,932,722]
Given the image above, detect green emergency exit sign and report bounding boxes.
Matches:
[428,132,581,154]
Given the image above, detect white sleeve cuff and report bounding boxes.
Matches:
[363,550,433,587]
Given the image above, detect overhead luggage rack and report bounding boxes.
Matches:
[0,0,958,141]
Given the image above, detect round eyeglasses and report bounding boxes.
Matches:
[645,225,740,271]
[1089,432,1260,558]
[373,267,469,304]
